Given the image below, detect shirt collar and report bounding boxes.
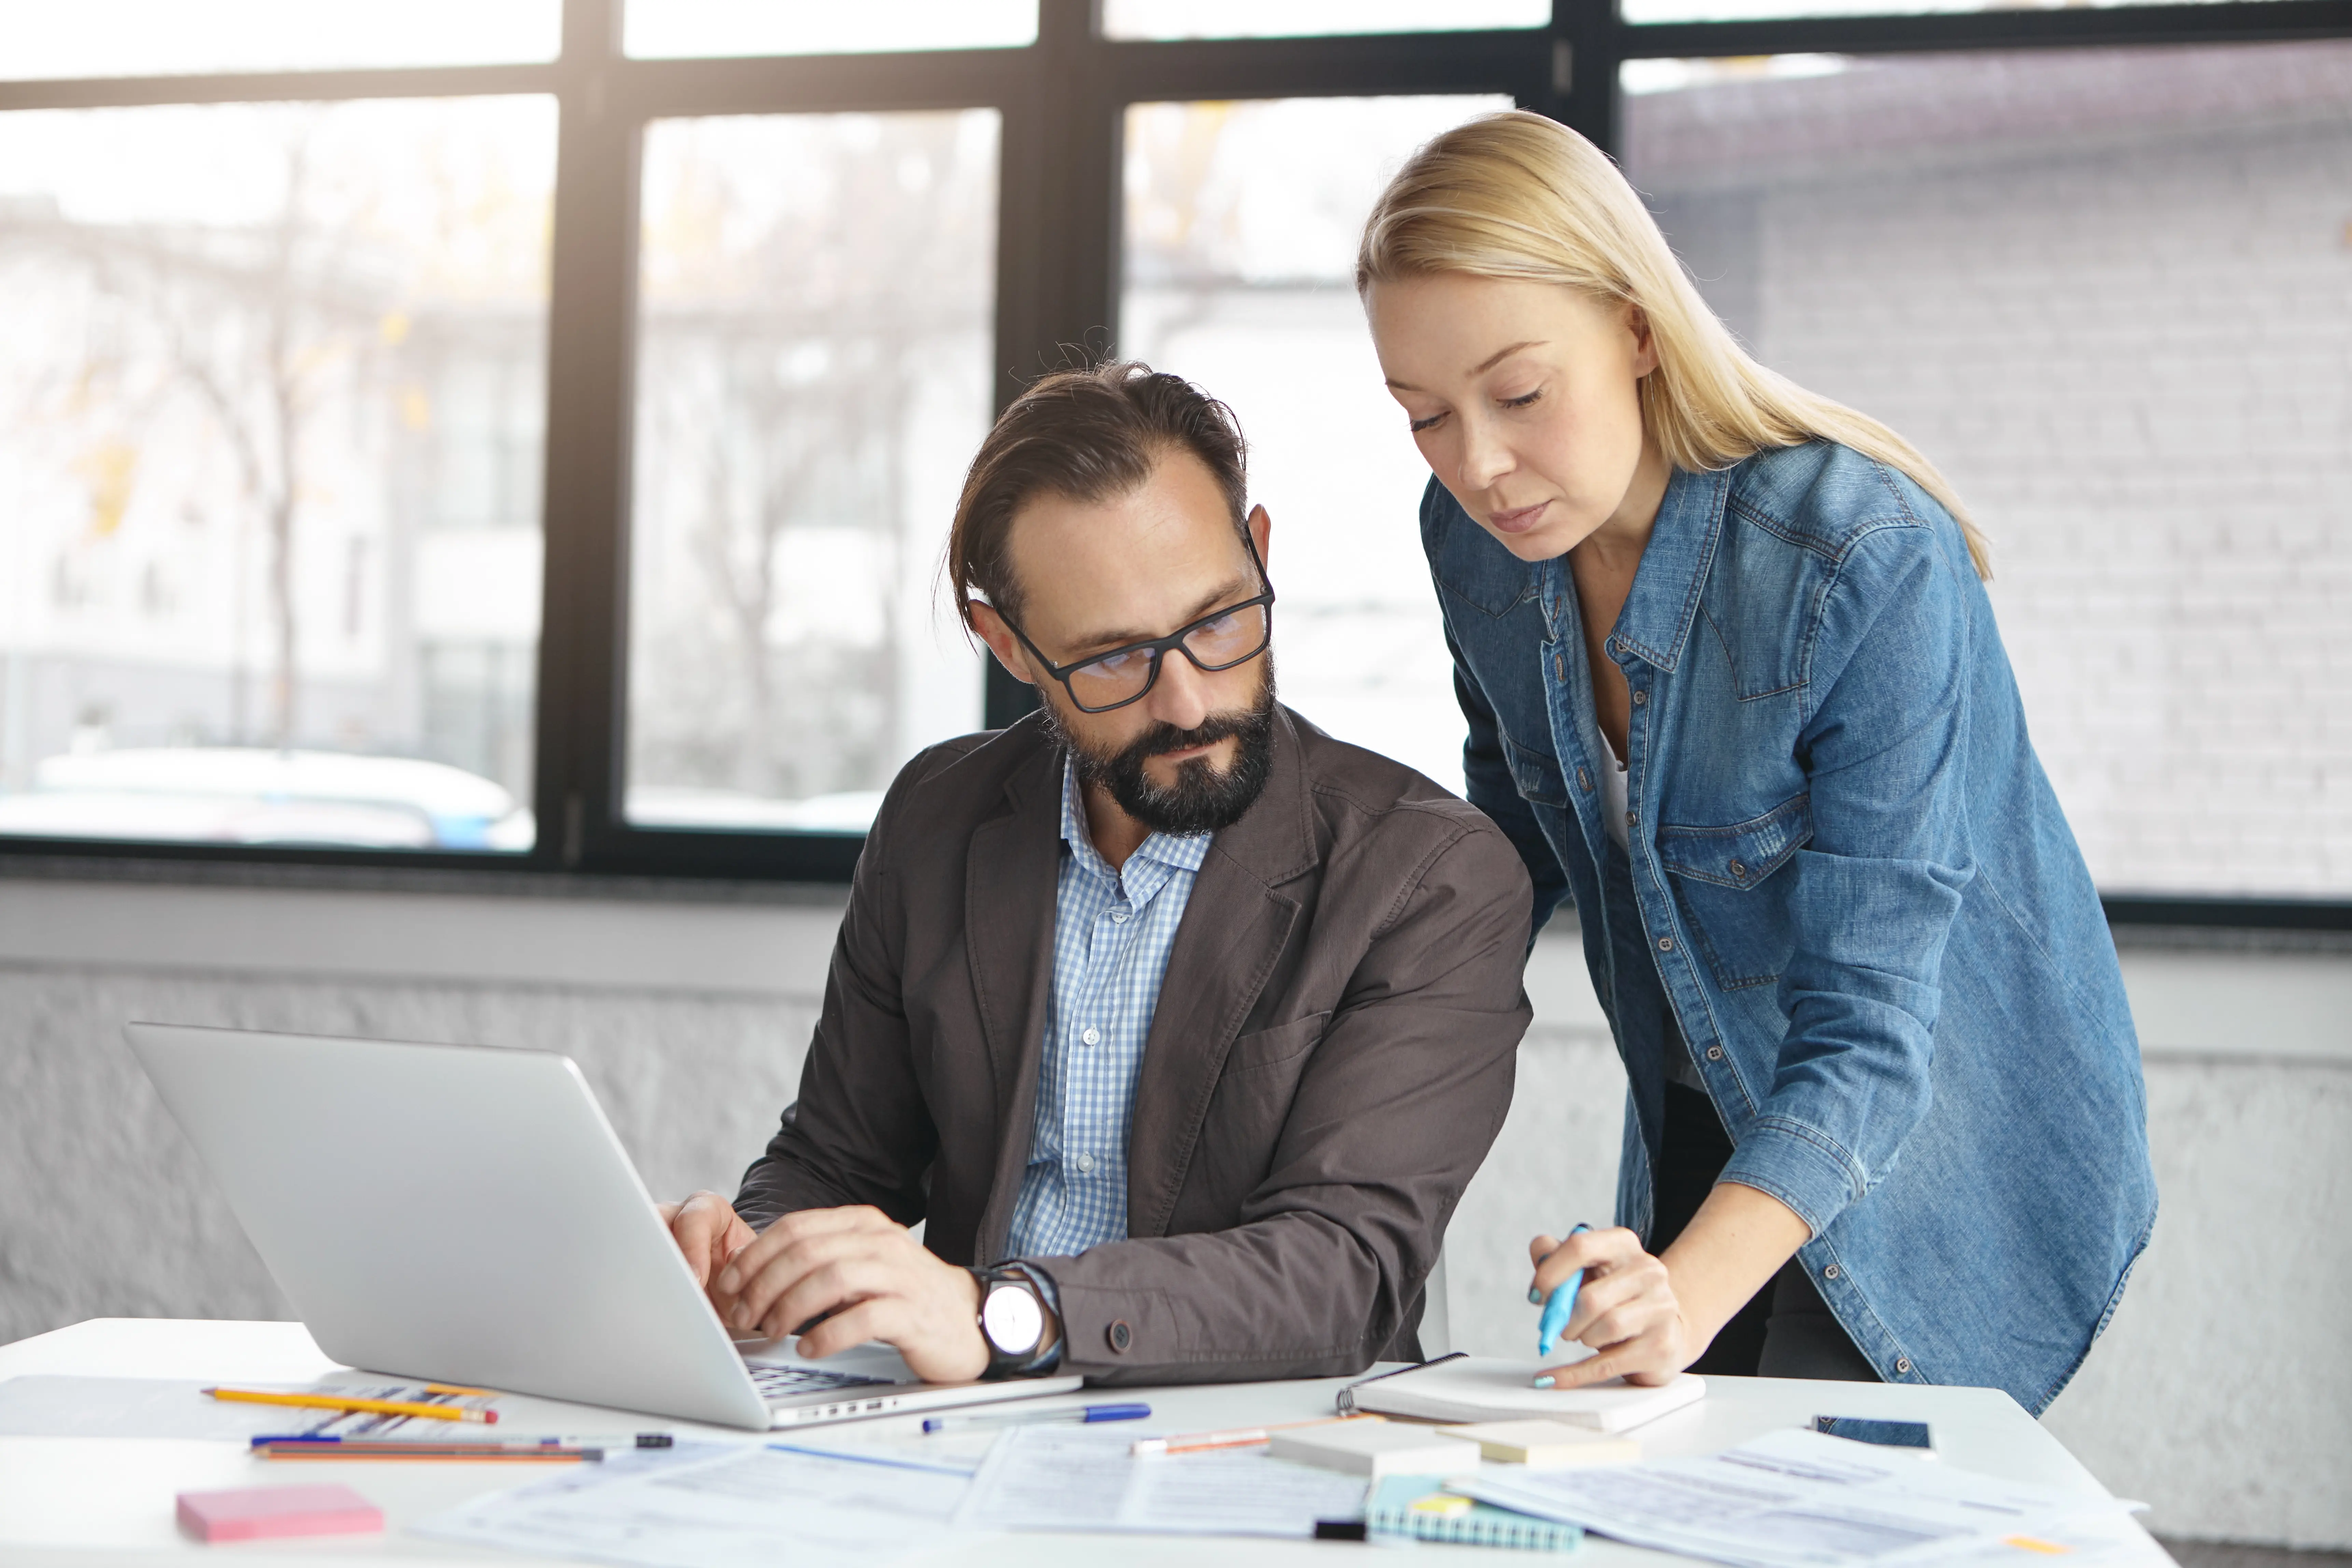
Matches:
[1059,756,1213,882]
[1588,464,1731,674]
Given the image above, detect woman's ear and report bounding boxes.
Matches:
[965,602,1036,685]
[1627,304,1661,379]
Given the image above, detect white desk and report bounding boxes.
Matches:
[0,1319,2170,1567]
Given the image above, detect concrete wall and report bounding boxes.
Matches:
[1,871,2346,1545]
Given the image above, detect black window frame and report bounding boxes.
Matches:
[1,0,2347,931]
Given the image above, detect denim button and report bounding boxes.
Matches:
[1895,1357,1912,1374]
[1658,936,1674,952]
[1706,1046,1723,1061]
[1824,1263,1841,1280]
[1729,859,1748,879]
[1554,653,1566,681]
[1631,690,1647,706]
[1577,768,1592,792]
[1625,810,1638,827]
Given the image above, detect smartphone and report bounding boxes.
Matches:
[1813,1416,1932,1449]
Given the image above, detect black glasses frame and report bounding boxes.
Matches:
[998,539,1275,714]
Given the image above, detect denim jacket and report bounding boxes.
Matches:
[1426,442,2156,1412]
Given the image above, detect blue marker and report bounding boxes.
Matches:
[1532,1222,1593,1361]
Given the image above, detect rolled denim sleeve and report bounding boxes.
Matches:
[1713,516,1976,1236]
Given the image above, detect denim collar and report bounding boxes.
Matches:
[1587,465,1731,674]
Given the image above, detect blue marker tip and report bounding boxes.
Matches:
[1535,1223,1594,1359]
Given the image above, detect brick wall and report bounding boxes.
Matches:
[1625,42,2352,896]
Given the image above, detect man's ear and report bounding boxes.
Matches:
[966,602,1036,686]
[1247,504,1272,572]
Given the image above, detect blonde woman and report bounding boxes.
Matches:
[1359,112,2154,1411]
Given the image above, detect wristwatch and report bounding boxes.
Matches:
[970,1264,1058,1378]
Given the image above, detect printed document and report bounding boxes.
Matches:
[958,1423,1370,1538]
[1456,1427,2140,1568]
[416,1441,970,1568]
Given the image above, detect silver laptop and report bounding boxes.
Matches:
[124,1022,1082,1430]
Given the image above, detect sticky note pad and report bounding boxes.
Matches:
[1267,1422,1482,1478]
[1436,1418,1642,1468]
[177,1484,383,1542]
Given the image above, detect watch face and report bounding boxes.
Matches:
[982,1280,1044,1357]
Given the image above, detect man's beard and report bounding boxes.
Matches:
[1045,657,1277,837]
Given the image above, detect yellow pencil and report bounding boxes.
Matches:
[205,1387,497,1424]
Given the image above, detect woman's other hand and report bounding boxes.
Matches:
[1526,1226,1696,1388]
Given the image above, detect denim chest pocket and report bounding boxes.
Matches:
[1655,794,1811,991]
[1501,734,1571,806]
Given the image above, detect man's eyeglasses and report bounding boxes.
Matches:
[999,542,1275,715]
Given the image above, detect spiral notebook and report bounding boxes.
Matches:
[1367,1476,1582,1552]
[1339,1354,1705,1433]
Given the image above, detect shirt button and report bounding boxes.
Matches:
[1895,1357,1912,1375]
[1554,653,1566,681]
[1658,936,1674,952]
[1631,689,1647,706]
[1110,909,1129,924]
[1577,768,1591,792]
[1080,1027,1100,1046]
[1824,1263,1842,1280]
[1074,1152,1096,1175]
[1625,810,1638,828]
[1706,1045,1724,1061]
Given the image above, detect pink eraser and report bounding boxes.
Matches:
[176,1484,383,1542]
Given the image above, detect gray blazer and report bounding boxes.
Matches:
[736,705,1532,1384]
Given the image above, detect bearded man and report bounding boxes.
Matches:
[663,362,1531,1386]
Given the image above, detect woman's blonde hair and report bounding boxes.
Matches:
[1358,110,1990,578]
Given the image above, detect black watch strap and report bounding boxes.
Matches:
[969,1264,1061,1379]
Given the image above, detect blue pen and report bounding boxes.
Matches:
[1531,1222,1594,1366]
[922,1402,1149,1434]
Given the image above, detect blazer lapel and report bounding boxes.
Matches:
[1125,707,1317,1239]
[966,731,1063,1260]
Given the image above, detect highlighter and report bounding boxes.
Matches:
[1532,1223,1593,1359]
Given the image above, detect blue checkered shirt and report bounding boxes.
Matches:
[1002,757,1210,1261]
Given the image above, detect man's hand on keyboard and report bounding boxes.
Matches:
[659,1191,757,1290]
[709,1205,990,1384]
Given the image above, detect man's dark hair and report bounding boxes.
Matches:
[948,361,1249,630]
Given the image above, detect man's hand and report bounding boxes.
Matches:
[1526,1225,1696,1389]
[659,1191,758,1289]
[709,1205,990,1385]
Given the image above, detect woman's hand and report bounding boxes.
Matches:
[1526,1226,1697,1388]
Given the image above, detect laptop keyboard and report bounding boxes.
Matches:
[748,1364,897,1402]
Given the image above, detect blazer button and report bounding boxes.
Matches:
[1824,1263,1841,1280]
[1108,1320,1133,1354]
[1895,1357,1912,1375]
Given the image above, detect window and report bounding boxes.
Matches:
[0,96,555,852]
[1121,95,1512,797]
[0,0,2340,920]
[626,110,998,834]
[1620,42,2352,898]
